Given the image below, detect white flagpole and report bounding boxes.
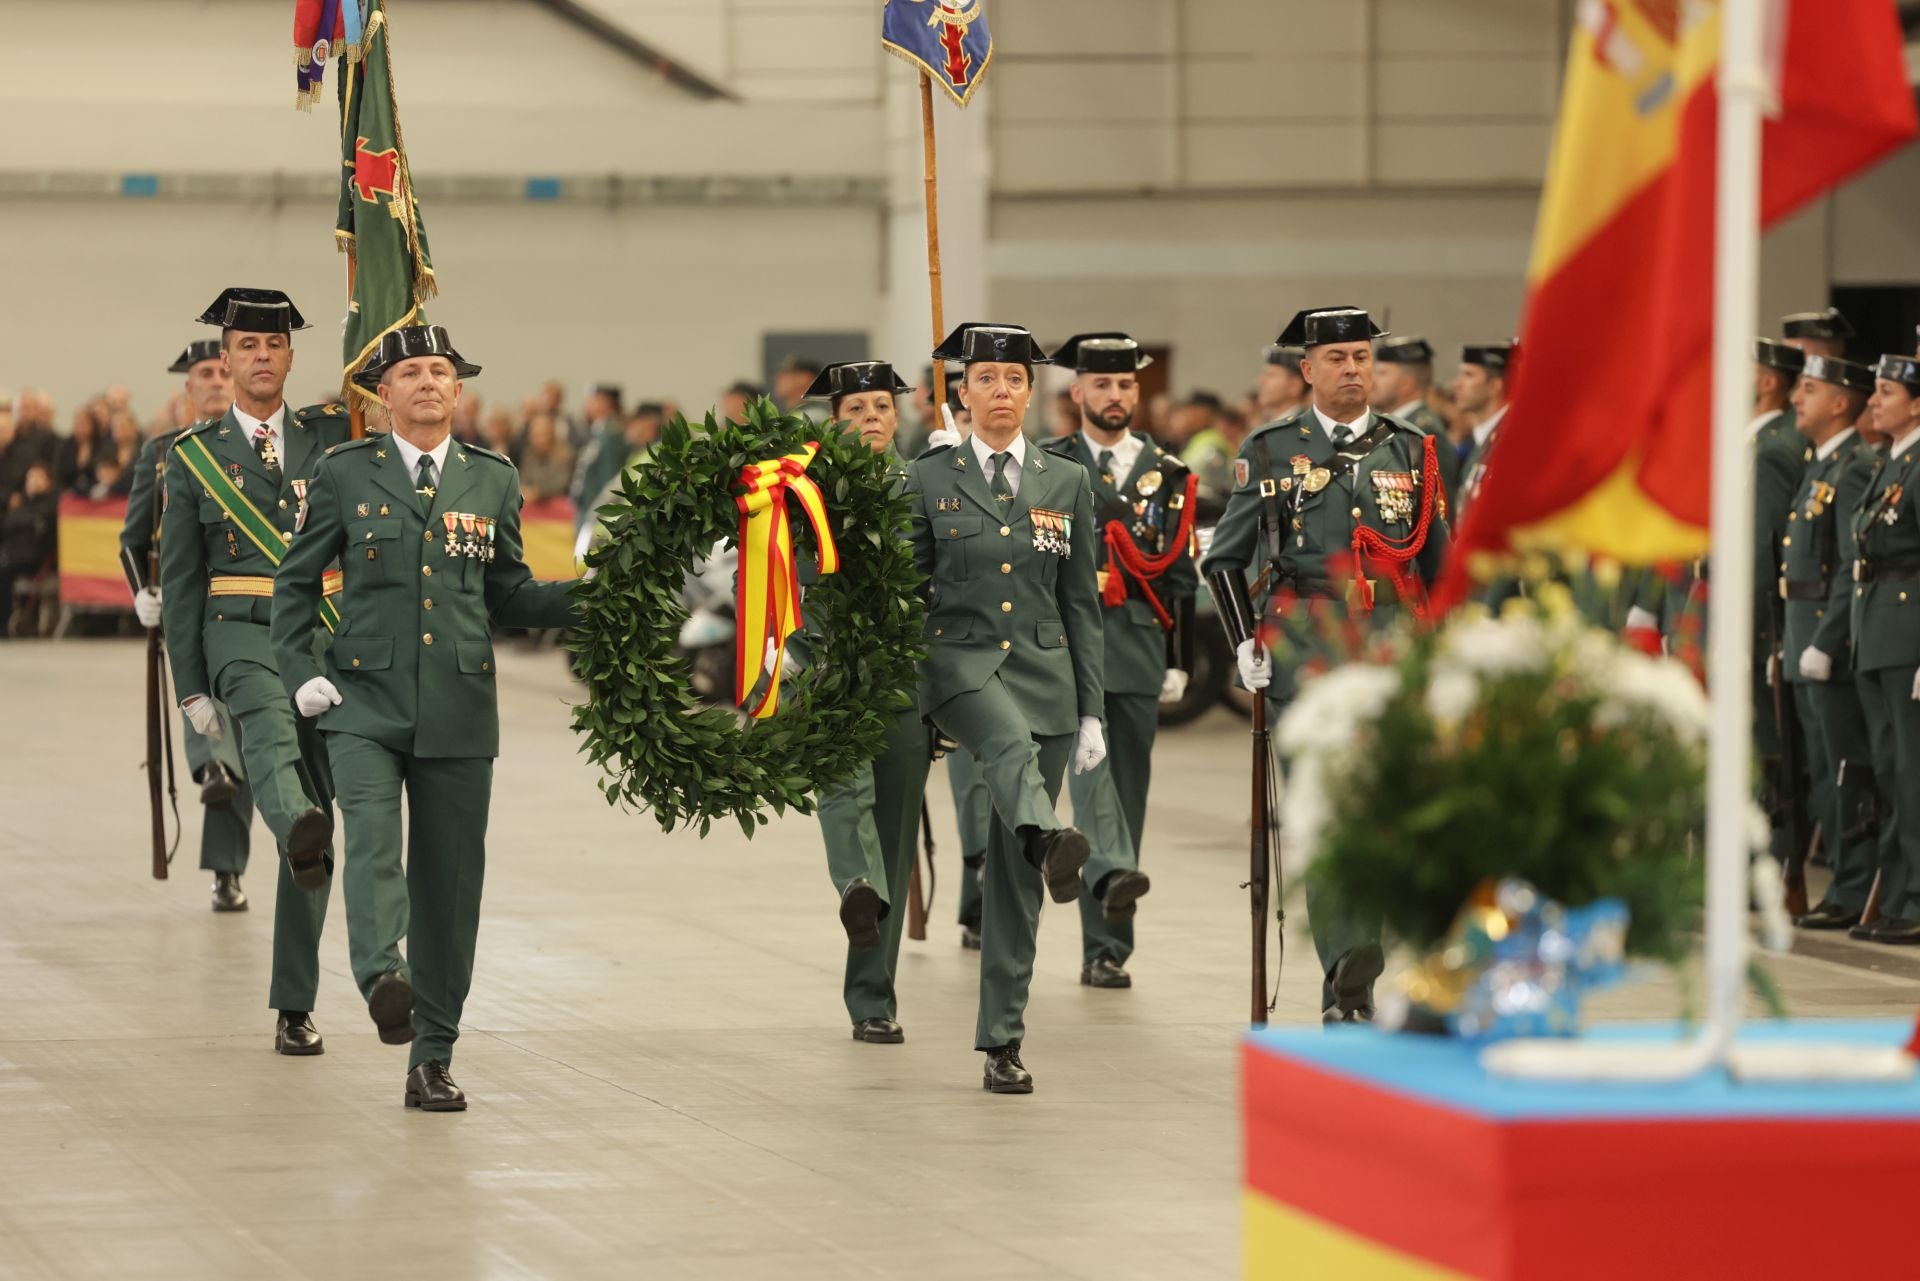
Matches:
[1698,0,1769,1065]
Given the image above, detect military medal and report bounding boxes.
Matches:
[1372,471,1414,524]
[1290,455,1311,476]
[443,512,459,556]
[1279,477,1293,493]
[1136,469,1163,498]
[357,503,370,518]
[292,479,309,533]
[228,462,245,492]
[1303,468,1331,494]
[483,517,497,563]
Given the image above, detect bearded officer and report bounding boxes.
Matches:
[1042,333,1197,990]
[159,289,346,1053]
[910,322,1105,1094]
[1200,307,1450,1022]
[1371,336,1463,508]
[1843,356,1920,946]
[1782,355,1881,930]
[122,338,255,912]
[273,326,583,1110]
[801,360,934,1043]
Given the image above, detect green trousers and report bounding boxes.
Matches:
[211,660,332,1012]
[929,675,1072,1050]
[1797,682,1878,912]
[179,704,254,874]
[816,708,932,1023]
[945,747,990,930]
[1858,666,1920,920]
[326,732,491,1071]
[1066,691,1157,967]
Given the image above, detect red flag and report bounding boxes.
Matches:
[1437,0,1915,605]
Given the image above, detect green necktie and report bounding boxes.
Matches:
[415,455,437,513]
[1097,448,1116,492]
[990,451,1014,501]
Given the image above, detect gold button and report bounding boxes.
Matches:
[948,527,958,536]
[364,531,373,540]
[1352,507,1363,519]
[423,633,434,645]
[423,598,434,611]
[934,628,943,636]
[999,640,1011,651]
[1857,587,1864,597]
[422,566,433,577]
[282,531,292,544]
[1058,634,1066,643]
[1000,563,1011,573]
[1783,537,1792,547]
[1000,526,1010,536]
[1789,512,1797,521]
[481,662,490,672]
[425,531,434,543]
[214,613,224,622]
[1000,601,1012,613]
[351,658,361,668]
[1903,592,1910,603]
[279,499,288,510]
[1293,519,1302,531]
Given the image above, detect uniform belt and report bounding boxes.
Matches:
[1779,578,1827,601]
[1853,560,1920,584]
[1281,574,1395,608]
[209,571,343,598]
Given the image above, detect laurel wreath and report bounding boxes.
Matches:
[569,401,926,836]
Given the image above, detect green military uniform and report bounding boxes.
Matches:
[122,414,254,878]
[945,747,991,941]
[1201,308,1452,1017]
[799,362,936,1034]
[160,382,347,1018]
[1753,341,1814,870]
[1780,365,1881,924]
[1844,356,1920,943]
[272,342,581,1075]
[908,327,1104,1069]
[1042,419,1197,977]
[1375,337,1464,513]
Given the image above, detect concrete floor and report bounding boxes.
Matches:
[2,640,1916,1281]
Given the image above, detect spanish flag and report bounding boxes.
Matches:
[1441,0,1914,598]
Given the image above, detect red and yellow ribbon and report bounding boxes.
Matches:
[734,442,839,719]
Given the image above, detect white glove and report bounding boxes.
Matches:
[181,695,222,740]
[1159,669,1189,704]
[134,586,163,629]
[1797,647,1832,683]
[1073,716,1107,775]
[925,426,961,451]
[1236,638,1272,692]
[295,676,343,718]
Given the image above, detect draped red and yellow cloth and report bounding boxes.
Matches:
[734,443,839,719]
[1437,0,1915,608]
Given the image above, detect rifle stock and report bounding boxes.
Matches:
[909,805,933,942]
[1208,568,1273,1026]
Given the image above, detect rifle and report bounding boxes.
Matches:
[1766,644,1813,918]
[126,474,178,880]
[909,805,934,942]
[1209,568,1281,1026]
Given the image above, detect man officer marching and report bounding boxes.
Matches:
[1370,336,1464,508]
[160,289,348,1054]
[802,360,934,1044]
[1041,333,1197,990]
[273,326,582,1111]
[1201,307,1451,1023]
[123,337,256,912]
[909,322,1106,1094]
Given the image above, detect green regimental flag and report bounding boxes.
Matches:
[337,0,436,406]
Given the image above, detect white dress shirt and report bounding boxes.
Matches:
[1893,428,1920,461]
[1313,405,1372,444]
[970,432,1028,497]
[231,402,287,467]
[1473,404,1509,449]
[1084,429,1144,480]
[1815,426,1856,462]
[1747,407,1785,442]
[390,431,453,492]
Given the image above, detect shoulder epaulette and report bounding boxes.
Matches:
[914,442,956,462]
[293,402,349,424]
[1038,434,1076,458]
[178,417,221,440]
[323,436,381,458]
[1373,411,1425,437]
[1246,409,1308,443]
[461,443,512,466]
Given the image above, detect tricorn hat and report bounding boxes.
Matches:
[1781,307,1854,343]
[168,339,223,374]
[1052,333,1153,374]
[1755,338,1807,375]
[1376,336,1435,365]
[1875,354,1920,392]
[1461,342,1516,375]
[352,325,481,391]
[932,323,1052,366]
[1277,307,1385,348]
[1803,355,1874,395]
[804,361,911,404]
[1263,343,1306,370]
[195,288,308,334]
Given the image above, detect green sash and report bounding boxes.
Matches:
[173,433,343,633]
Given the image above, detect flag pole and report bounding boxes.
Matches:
[1700,0,1767,1065]
[345,250,367,440]
[919,71,945,345]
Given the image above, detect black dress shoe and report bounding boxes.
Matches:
[285,807,333,892]
[839,878,884,952]
[367,970,415,1045]
[210,871,248,913]
[1080,956,1132,989]
[982,1044,1033,1094]
[404,1061,466,1112]
[960,925,982,952]
[852,1017,905,1044]
[1794,901,1862,931]
[1848,920,1879,940]
[1028,827,1090,904]
[1325,943,1385,1024]
[199,761,238,809]
[1868,916,1920,945]
[1098,869,1151,922]
[275,1011,324,1056]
